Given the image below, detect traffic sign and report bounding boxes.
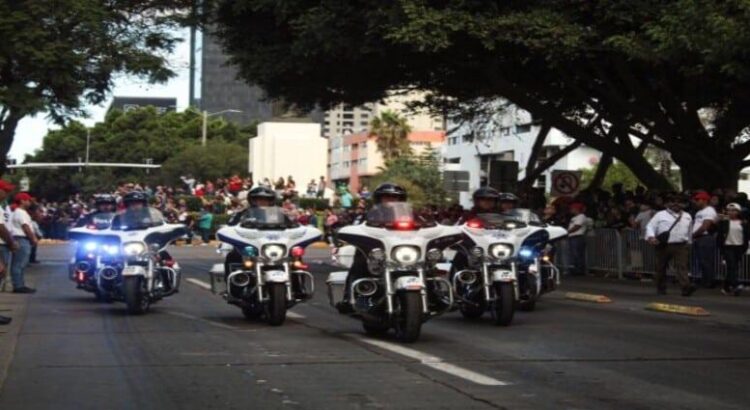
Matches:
[551,170,581,197]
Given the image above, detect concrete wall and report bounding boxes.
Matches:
[250,123,327,188]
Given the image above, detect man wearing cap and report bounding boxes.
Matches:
[692,191,718,288]
[0,179,18,324]
[716,203,748,296]
[646,194,697,296]
[10,192,38,294]
[567,202,588,276]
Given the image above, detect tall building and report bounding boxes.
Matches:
[249,123,327,188]
[108,97,177,114]
[201,34,321,124]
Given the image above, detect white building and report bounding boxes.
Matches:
[443,103,601,208]
[249,122,327,187]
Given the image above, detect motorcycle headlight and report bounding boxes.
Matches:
[83,242,98,252]
[262,244,286,262]
[470,247,484,258]
[489,244,513,260]
[518,247,534,259]
[426,248,443,264]
[391,246,421,265]
[122,242,146,257]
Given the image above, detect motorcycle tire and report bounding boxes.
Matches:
[393,291,422,343]
[492,283,515,326]
[459,302,485,319]
[124,276,150,315]
[265,283,287,326]
[362,319,390,336]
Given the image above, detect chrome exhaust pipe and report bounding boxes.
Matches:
[353,279,378,297]
[99,267,119,281]
[229,272,251,287]
[456,270,478,285]
[76,261,91,272]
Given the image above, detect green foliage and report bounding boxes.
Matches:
[580,162,643,192]
[0,0,195,167]
[369,110,412,161]
[370,147,446,208]
[298,197,330,211]
[212,0,750,190]
[26,107,251,200]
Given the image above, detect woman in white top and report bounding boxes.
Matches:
[716,203,748,296]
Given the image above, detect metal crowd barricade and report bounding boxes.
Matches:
[584,229,623,278]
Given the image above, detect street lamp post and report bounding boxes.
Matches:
[202,109,242,146]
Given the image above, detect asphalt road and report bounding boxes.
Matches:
[0,244,748,410]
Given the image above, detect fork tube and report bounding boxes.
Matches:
[385,269,394,314]
[482,263,493,302]
[284,263,293,301]
[418,268,429,314]
[256,262,265,302]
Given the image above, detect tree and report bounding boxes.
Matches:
[581,161,643,193]
[161,141,248,185]
[371,147,447,208]
[26,107,251,200]
[369,110,412,161]
[0,0,195,173]
[211,0,750,190]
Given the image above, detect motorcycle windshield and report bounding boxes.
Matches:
[240,206,298,230]
[89,212,115,229]
[476,213,528,230]
[366,202,434,229]
[110,208,166,231]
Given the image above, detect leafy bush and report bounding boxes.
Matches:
[297,197,331,210]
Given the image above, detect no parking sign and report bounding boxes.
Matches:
[551,171,581,197]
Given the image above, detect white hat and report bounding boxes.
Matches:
[726,202,742,211]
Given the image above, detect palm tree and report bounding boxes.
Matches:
[369,110,412,161]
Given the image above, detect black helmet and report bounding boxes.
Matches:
[248,187,276,204]
[498,192,519,203]
[472,187,500,202]
[373,183,407,204]
[123,191,148,207]
[94,194,116,207]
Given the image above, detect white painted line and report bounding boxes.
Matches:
[164,311,238,331]
[186,278,212,291]
[354,336,508,386]
[287,312,306,320]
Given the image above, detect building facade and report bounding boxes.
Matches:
[328,131,445,193]
[249,123,327,189]
[443,103,601,208]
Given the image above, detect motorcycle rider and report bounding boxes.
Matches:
[228,186,278,226]
[451,187,503,280]
[336,182,408,313]
[498,192,522,218]
[76,194,117,228]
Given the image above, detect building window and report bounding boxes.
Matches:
[361,113,369,118]
[361,121,369,126]
[361,141,367,149]
[343,161,350,168]
[352,143,358,150]
[446,157,460,164]
[515,124,532,134]
[343,113,354,119]
[501,127,511,136]
[462,133,474,143]
[343,121,354,127]
[343,145,350,152]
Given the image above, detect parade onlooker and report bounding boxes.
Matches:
[0,180,17,324]
[197,205,214,245]
[716,203,747,296]
[567,202,588,276]
[691,191,718,288]
[10,192,38,294]
[316,176,326,198]
[646,194,696,296]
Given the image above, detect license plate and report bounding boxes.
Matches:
[122,266,144,276]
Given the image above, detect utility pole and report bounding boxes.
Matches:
[85,129,91,164]
[188,0,198,107]
[202,110,208,147]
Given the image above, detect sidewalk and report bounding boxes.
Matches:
[0,271,35,390]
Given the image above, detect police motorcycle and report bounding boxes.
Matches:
[450,192,567,325]
[327,184,463,343]
[217,187,320,326]
[68,195,117,293]
[69,192,187,314]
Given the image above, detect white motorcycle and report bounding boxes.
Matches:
[70,208,186,314]
[450,209,567,325]
[68,212,116,293]
[327,202,463,343]
[216,206,320,326]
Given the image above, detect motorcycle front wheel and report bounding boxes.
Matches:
[124,276,150,315]
[492,283,515,326]
[265,283,287,326]
[393,291,422,343]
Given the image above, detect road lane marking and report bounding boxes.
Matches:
[353,336,508,386]
[287,312,306,319]
[186,278,213,291]
[645,302,710,317]
[164,311,238,330]
[565,292,612,303]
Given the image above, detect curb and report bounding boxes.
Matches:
[565,292,612,303]
[645,302,710,317]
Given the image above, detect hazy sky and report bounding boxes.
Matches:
[9,29,194,161]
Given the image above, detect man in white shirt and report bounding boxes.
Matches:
[0,179,18,324]
[646,194,696,296]
[567,202,588,276]
[9,192,38,294]
[691,191,718,288]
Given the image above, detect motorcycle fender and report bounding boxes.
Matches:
[394,276,424,291]
[264,270,289,283]
[122,265,147,277]
[492,269,516,283]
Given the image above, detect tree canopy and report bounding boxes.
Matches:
[370,145,447,208]
[369,110,412,161]
[212,0,750,190]
[0,0,194,172]
[25,107,252,200]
